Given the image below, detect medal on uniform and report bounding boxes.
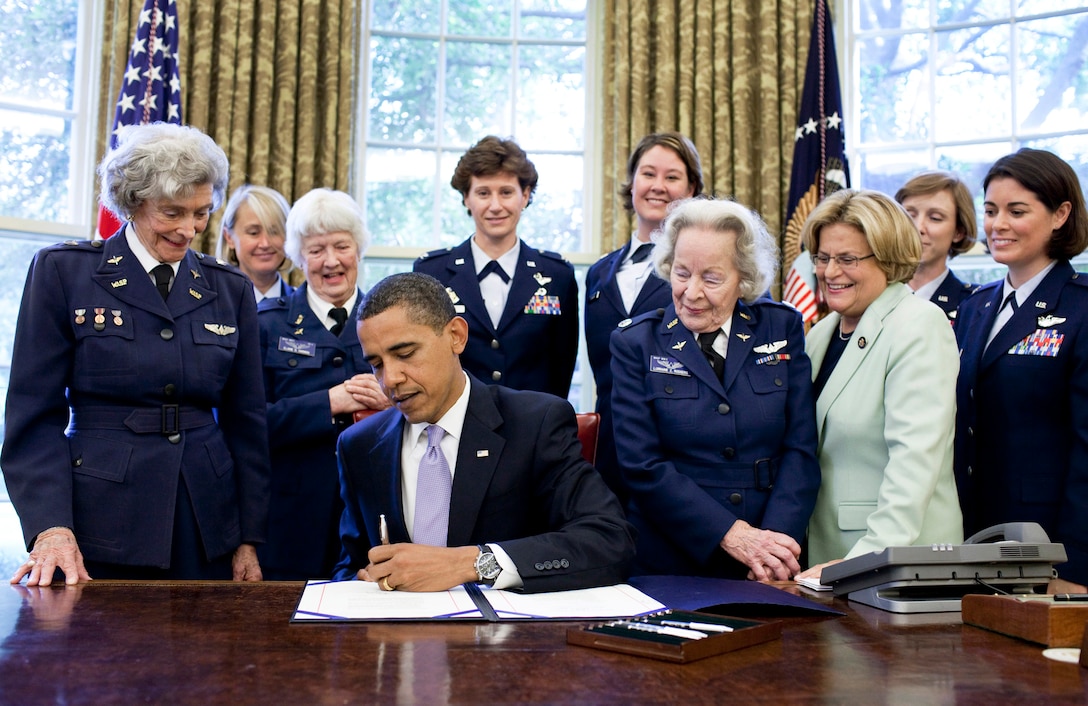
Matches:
[93,307,106,331]
[74,309,86,325]
[112,309,123,326]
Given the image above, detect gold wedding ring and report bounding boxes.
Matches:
[380,577,394,592]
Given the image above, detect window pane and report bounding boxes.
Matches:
[858,32,928,144]
[517,153,583,253]
[857,0,927,30]
[1022,134,1088,202]
[1018,0,1088,14]
[856,149,930,195]
[364,148,440,248]
[368,36,439,144]
[0,0,78,111]
[440,151,469,247]
[449,0,513,37]
[520,0,587,40]
[370,0,441,34]
[939,0,1010,24]
[934,26,1011,141]
[443,41,512,144]
[516,44,584,150]
[0,112,71,222]
[1016,15,1088,135]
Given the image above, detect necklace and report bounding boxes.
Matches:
[838,321,853,341]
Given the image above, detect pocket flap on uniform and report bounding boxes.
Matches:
[837,501,876,531]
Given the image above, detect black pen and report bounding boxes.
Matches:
[1053,593,1088,601]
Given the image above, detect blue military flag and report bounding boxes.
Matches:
[97,0,183,239]
[783,0,850,323]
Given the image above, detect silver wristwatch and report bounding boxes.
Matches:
[474,544,501,585]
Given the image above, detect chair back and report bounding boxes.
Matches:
[575,412,599,466]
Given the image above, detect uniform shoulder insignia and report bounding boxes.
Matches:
[617,307,665,333]
[199,255,247,279]
[538,249,570,264]
[256,297,288,313]
[416,247,451,262]
[1069,272,1088,289]
[195,251,205,259]
[50,239,101,255]
[962,280,978,291]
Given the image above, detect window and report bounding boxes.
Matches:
[0,0,99,460]
[845,0,1088,199]
[356,0,593,257]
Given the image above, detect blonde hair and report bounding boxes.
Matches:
[216,185,292,275]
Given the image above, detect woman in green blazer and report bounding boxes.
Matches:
[797,190,963,580]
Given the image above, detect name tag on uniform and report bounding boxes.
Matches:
[649,355,690,376]
[278,336,316,357]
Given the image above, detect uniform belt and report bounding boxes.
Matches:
[70,405,216,435]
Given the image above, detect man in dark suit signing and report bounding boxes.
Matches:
[332,272,635,592]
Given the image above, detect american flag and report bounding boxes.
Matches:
[782,0,849,324]
[97,0,182,239]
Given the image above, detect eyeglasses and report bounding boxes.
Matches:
[811,253,876,270]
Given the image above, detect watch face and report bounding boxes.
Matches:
[476,552,501,581]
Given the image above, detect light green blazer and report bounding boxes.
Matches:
[805,283,963,565]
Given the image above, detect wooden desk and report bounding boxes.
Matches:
[1,581,1085,704]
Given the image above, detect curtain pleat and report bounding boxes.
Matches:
[95,0,359,257]
[601,0,812,291]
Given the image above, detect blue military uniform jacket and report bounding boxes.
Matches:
[584,241,671,503]
[333,376,636,591]
[1,232,271,568]
[609,300,820,577]
[954,261,1088,584]
[414,237,579,399]
[257,284,371,579]
[930,270,978,322]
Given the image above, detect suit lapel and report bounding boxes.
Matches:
[981,263,1073,370]
[721,302,757,392]
[596,246,627,316]
[497,244,545,332]
[91,235,170,318]
[446,378,505,548]
[368,412,411,543]
[443,240,494,333]
[815,284,901,424]
[166,252,218,318]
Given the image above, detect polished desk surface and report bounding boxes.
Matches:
[0,581,1085,704]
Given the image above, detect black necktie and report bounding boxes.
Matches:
[630,242,653,264]
[478,260,510,283]
[1003,291,1019,312]
[151,263,172,301]
[329,307,348,336]
[698,331,725,380]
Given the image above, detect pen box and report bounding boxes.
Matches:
[566,609,781,663]
[962,594,1088,647]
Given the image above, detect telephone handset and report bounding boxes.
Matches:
[964,522,1052,545]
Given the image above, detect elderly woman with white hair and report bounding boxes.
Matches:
[6,122,270,585]
[609,197,820,581]
[256,187,390,580]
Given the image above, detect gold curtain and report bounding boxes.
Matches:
[601,0,814,289]
[95,0,360,255]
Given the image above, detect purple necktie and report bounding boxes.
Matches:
[413,424,452,546]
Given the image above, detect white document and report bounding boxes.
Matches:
[292,580,666,622]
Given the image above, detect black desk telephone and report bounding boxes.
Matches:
[820,522,1067,613]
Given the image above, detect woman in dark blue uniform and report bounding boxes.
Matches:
[5,123,271,585]
[895,171,979,321]
[257,188,390,579]
[584,132,703,504]
[610,198,820,580]
[954,148,1088,591]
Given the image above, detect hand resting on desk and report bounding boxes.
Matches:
[796,559,843,584]
[362,543,479,592]
[721,520,803,582]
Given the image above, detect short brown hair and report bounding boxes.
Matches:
[450,136,538,206]
[895,170,978,257]
[619,132,705,212]
[983,148,1088,260]
[801,189,921,284]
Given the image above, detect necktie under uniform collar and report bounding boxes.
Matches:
[329,307,348,336]
[151,263,173,300]
[478,260,511,283]
[698,330,725,380]
[629,242,654,264]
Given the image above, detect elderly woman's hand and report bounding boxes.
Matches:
[720,520,802,582]
[231,543,263,582]
[10,527,92,587]
[330,373,392,415]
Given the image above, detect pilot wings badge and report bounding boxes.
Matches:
[204,323,237,336]
[753,340,787,354]
[534,272,552,286]
[1036,315,1066,328]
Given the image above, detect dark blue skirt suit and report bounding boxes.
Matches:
[609,300,820,577]
[257,284,372,579]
